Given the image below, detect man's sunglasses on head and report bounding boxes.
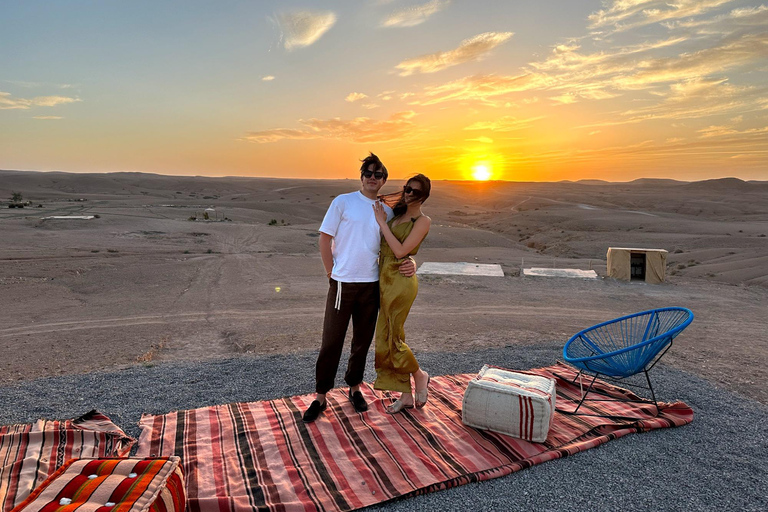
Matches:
[362,170,386,179]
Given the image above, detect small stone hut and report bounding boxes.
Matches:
[607,247,667,283]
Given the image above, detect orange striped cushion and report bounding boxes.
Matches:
[0,411,135,512]
[10,458,184,512]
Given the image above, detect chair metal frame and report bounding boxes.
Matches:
[562,307,694,417]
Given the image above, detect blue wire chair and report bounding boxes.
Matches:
[562,307,693,416]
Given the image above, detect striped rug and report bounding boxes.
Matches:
[137,363,693,512]
[0,410,136,512]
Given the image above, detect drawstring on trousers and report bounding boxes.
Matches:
[334,281,342,311]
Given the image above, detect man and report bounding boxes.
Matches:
[303,153,416,422]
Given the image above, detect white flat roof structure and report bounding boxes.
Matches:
[417,262,504,277]
[43,216,95,220]
[523,268,598,279]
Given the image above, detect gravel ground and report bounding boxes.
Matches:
[1,343,766,512]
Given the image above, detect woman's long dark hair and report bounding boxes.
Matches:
[379,174,431,218]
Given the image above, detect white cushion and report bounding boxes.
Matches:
[462,365,556,443]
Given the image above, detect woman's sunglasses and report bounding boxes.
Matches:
[362,170,386,179]
[403,185,424,197]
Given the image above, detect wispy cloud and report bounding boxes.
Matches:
[466,136,494,143]
[621,77,763,121]
[3,80,75,89]
[464,115,543,131]
[242,111,419,143]
[240,128,318,144]
[410,73,545,105]
[382,0,449,28]
[485,4,767,110]
[0,91,81,110]
[664,4,768,31]
[613,31,768,89]
[397,0,767,140]
[32,116,63,120]
[395,32,514,76]
[588,0,737,33]
[262,75,275,81]
[577,77,764,128]
[345,92,368,102]
[277,10,336,50]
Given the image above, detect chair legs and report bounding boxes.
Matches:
[564,369,661,419]
[642,368,660,416]
[571,371,600,414]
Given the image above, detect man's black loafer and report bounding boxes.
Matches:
[302,400,327,423]
[349,390,368,412]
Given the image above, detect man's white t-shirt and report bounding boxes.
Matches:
[319,191,394,283]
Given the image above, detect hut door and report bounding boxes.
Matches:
[630,253,646,281]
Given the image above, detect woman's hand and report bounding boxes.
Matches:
[372,200,388,226]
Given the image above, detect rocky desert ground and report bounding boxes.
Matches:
[1,170,767,403]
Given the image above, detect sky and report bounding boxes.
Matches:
[1,0,767,182]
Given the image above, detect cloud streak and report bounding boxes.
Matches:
[588,0,737,33]
[410,73,546,105]
[382,0,449,28]
[345,92,368,102]
[277,10,336,50]
[395,32,513,76]
[0,91,81,110]
[464,115,543,131]
[242,111,419,144]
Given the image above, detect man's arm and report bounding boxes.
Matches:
[319,232,334,278]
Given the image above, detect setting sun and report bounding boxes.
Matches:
[472,165,492,181]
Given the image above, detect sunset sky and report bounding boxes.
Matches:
[1,0,767,181]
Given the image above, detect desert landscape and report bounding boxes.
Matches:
[1,169,767,404]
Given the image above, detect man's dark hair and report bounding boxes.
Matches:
[360,152,388,179]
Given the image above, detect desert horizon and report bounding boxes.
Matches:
[3,167,768,186]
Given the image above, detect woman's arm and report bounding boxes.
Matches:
[373,202,431,259]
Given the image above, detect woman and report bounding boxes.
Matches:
[372,174,432,413]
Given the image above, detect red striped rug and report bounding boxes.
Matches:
[136,363,693,512]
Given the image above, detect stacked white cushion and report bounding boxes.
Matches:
[462,365,556,443]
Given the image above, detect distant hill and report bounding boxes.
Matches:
[683,177,763,192]
[627,178,687,186]
[574,179,610,185]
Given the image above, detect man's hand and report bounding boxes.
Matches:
[398,257,417,277]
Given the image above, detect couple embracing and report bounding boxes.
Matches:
[303,153,432,422]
